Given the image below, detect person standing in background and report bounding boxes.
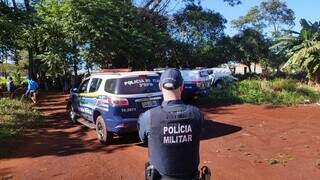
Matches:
[6,77,15,99]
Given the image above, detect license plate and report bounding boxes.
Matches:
[141,100,158,108]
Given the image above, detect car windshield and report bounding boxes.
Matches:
[105,75,160,95]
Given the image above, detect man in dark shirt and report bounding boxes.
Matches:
[138,68,204,180]
[6,77,15,99]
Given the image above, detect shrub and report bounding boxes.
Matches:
[12,70,24,86]
[0,77,6,91]
[205,78,320,106]
[234,73,261,81]
[270,78,297,92]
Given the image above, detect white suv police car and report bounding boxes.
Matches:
[67,70,162,144]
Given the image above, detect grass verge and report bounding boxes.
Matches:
[200,78,320,106]
[0,98,41,143]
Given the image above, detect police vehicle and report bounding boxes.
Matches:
[67,70,162,144]
[206,65,238,89]
[180,69,211,100]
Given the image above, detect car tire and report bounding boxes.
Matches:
[68,105,78,124]
[96,116,113,144]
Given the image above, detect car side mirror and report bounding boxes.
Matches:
[71,88,78,93]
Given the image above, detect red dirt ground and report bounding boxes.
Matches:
[1,92,320,180]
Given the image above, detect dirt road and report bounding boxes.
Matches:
[1,92,320,180]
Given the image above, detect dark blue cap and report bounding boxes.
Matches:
[159,68,183,90]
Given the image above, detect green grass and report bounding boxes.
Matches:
[202,78,320,106]
[0,98,41,143]
[0,77,7,91]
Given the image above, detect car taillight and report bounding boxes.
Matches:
[107,97,129,106]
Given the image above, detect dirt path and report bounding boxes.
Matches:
[1,92,320,180]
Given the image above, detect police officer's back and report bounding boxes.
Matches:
[138,68,204,180]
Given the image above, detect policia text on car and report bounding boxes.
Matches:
[138,68,211,180]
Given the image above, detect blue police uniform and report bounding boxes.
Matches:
[138,68,203,179]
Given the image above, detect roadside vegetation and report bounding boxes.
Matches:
[0,77,6,89]
[0,71,25,91]
[0,98,41,143]
[204,78,320,106]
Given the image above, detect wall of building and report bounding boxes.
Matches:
[234,63,262,74]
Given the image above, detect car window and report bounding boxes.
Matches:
[199,70,209,77]
[181,70,201,81]
[104,75,160,95]
[79,79,90,93]
[105,79,117,94]
[89,78,102,92]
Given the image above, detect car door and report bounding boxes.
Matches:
[84,78,103,121]
[78,78,90,119]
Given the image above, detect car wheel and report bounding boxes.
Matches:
[96,116,112,144]
[68,105,77,123]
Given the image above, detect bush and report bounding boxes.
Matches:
[0,98,41,142]
[234,73,261,81]
[204,78,320,106]
[0,77,6,91]
[12,70,24,86]
[270,78,297,92]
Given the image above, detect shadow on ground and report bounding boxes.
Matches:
[0,92,241,160]
[201,119,242,140]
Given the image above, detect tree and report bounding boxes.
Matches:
[171,4,226,45]
[1,0,240,77]
[34,0,172,72]
[260,0,295,37]
[232,28,269,73]
[35,0,78,78]
[231,0,295,37]
[0,1,22,64]
[272,19,320,84]
[231,6,265,32]
[139,0,242,14]
[169,3,227,67]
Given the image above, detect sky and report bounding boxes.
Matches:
[167,0,320,36]
[197,0,320,35]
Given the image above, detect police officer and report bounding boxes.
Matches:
[138,68,204,180]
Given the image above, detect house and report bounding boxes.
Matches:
[232,63,263,74]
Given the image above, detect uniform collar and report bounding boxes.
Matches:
[162,99,184,106]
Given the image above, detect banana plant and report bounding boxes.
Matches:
[272,19,320,84]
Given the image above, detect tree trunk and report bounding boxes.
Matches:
[24,0,30,11]
[70,41,79,87]
[12,0,17,11]
[254,63,256,73]
[275,65,280,74]
[246,63,252,73]
[28,47,34,79]
[73,62,78,77]
[72,54,78,87]
[312,68,320,85]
